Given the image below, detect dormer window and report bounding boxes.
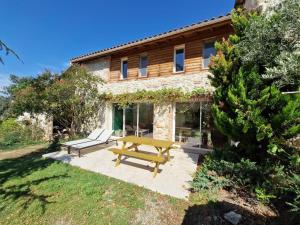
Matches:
[121,58,128,79]
[139,54,148,77]
[173,45,185,73]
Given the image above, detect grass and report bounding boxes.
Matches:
[0,149,188,225]
[0,144,284,225]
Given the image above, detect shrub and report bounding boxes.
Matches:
[2,132,23,146]
[192,152,300,218]
[286,174,300,214]
[0,118,44,150]
[197,153,264,187]
[192,158,231,192]
[0,118,23,147]
[255,187,276,204]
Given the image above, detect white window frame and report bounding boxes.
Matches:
[173,44,185,73]
[172,103,176,142]
[202,40,216,69]
[139,53,148,77]
[120,57,128,80]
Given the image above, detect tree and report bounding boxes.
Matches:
[210,1,300,164]
[236,0,300,91]
[0,96,9,119]
[7,72,51,116]
[9,65,104,135]
[209,0,300,211]
[46,65,104,135]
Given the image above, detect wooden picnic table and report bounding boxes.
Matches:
[118,135,173,160]
[110,136,174,177]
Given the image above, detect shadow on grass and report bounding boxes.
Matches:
[181,200,298,225]
[0,139,62,184]
[0,174,68,214]
[0,139,67,214]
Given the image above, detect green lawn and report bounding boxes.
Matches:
[0,151,188,225]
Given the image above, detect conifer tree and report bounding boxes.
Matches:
[209,6,300,168]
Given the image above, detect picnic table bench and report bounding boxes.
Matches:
[109,136,174,177]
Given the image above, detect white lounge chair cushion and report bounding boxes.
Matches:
[64,138,92,146]
[72,140,106,149]
[87,128,104,140]
[64,128,104,146]
[72,129,114,149]
[96,129,114,142]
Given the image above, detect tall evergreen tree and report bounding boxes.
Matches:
[208,1,300,212]
[209,4,300,167]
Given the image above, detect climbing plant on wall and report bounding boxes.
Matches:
[104,87,209,108]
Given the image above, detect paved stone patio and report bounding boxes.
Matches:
[43,144,199,199]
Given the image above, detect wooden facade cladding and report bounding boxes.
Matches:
[109,24,232,82]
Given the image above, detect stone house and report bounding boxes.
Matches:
[71,13,232,151]
[70,0,265,151]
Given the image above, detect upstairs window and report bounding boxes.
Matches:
[203,41,216,68]
[139,55,148,77]
[121,58,128,79]
[174,45,185,72]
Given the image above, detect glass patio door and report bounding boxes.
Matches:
[175,102,212,149]
[124,104,137,136]
[175,102,201,143]
[137,103,153,137]
[112,103,124,137]
[112,103,153,137]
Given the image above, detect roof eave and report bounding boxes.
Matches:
[71,14,231,64]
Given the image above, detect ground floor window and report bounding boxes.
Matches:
[125,104,138,136]
[175,102,213,149]
[112,103,154,137]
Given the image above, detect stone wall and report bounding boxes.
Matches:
[83,56,213,95]
[79,102,107,133]
[83,57,110,82]
[98,102,113,130]
[99,72,214,95]
[153,103,174,140]
[83,58,113,131]
[242,0,281,12]
[17,113,53,141]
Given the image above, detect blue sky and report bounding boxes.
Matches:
[0,0,235,88]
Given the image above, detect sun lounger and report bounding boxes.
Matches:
[62,128,104,147]
[69,129,114,157]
